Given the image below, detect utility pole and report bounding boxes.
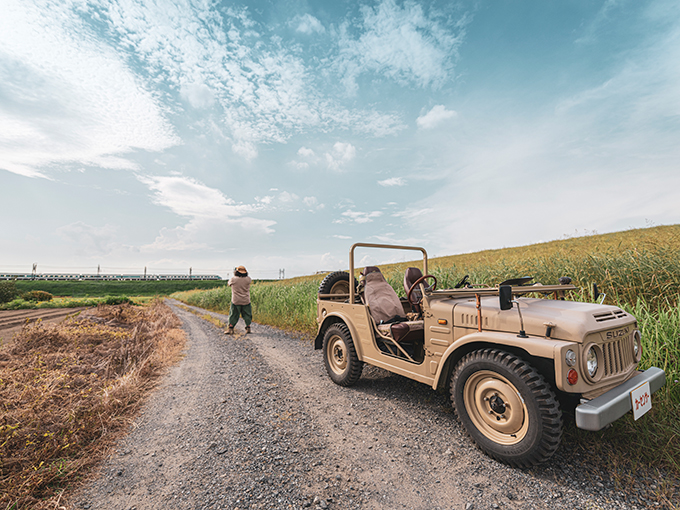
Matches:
[279,268,285,280]
[189,267,192,279]
[144,266,147,280]
[97,264,101,276]
[32,263,37,280]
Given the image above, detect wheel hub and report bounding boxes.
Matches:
[463,370,529,445]
[333,344,345,363]
[489,394,506,414]
[327,335,348,375]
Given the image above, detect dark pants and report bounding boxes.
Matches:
[229,303,252,327]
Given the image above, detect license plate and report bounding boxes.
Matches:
[630,381,652,420]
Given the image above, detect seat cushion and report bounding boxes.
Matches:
[377,320,424,343]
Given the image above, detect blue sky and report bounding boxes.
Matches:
[1,0,679,278]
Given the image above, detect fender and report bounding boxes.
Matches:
[315,311,366,361]
[431,331,573,390]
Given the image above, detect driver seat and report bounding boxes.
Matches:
[404,267,424,316]
[362,266,422,345]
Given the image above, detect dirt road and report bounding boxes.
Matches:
[71,301,670,510]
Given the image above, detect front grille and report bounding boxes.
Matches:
[593,309,628,322]
[602,336,634,377]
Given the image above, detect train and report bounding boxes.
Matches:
[0,273,222,281]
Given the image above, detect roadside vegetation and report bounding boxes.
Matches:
[0,279,225,310]
[0,301,186,509]
[12,279,226,298]
[173,225,680,481]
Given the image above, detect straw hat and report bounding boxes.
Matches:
[236,265,247,273]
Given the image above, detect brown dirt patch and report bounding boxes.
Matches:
[0,308,87,349]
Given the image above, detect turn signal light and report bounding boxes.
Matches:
[567,369,578,385]
[438,319,447,325]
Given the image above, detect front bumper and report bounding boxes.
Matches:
[575,367,666,431]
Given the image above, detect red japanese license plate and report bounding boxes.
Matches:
[630,381,652,420]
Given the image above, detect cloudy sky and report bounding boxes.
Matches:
[2,0,679,278]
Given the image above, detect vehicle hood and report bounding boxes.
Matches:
[452,297,636,342]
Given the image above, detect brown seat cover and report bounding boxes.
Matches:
[404,267,424,315]
[404,266,423,296]
[362,266,405,324]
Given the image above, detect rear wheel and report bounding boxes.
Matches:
[323,323,363,386]
[450,349,562,467]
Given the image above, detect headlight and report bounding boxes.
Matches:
[565,349,576,367]
[632,330,642,362]
[586,346,598,377]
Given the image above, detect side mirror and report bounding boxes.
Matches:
[499,285,513,310]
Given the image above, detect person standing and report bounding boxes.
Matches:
[227,265,252,334]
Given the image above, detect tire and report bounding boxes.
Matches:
[322,323,363,386]
[450,348,563,467]
[318,271,356,301]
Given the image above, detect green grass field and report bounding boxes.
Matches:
[172,225,680,478]
[14,279,227,297]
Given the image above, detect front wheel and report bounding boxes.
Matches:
[322,323,363,386]
[450,349,563,467]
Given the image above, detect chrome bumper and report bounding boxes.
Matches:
[575,367,665,431]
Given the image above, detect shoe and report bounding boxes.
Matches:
[227,325,234,335]
[245,326,251,334]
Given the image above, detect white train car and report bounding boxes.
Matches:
[0,273,222,281]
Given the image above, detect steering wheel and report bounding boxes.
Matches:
[406,274,438,305]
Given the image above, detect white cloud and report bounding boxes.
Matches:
[335,0,467,94]
[298,146,315,157]
[575,0,621,45]
[138,174,280,253]
[325,142,356,171]
[293,14,325,35]
[232,140,259,161]
[100,1,406,156]
[416,105,458,130]
[180,81,215,109]
[278,191,299,203]
[56,222,119,256]
[138,174,276,234]
[0,1,179,178]
[139,175,247,219]
[0,0,411,178]
[291,142,358,171]
[304,196,325,210]
[142,224,211,252]
[320,252,345,271]
[340,209,383,224]
[378,177,406,187]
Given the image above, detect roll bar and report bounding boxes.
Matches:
[349,243,428,304]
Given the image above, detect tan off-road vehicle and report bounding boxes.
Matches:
[314,243,665,467]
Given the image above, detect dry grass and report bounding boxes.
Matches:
[0,300,186,510]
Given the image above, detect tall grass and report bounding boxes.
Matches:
[173,279,319,335]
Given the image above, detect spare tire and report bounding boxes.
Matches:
[318,271,357,301]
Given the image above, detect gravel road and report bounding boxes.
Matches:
[72,301,672,510]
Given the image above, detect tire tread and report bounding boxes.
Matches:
[450,348,563,467]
